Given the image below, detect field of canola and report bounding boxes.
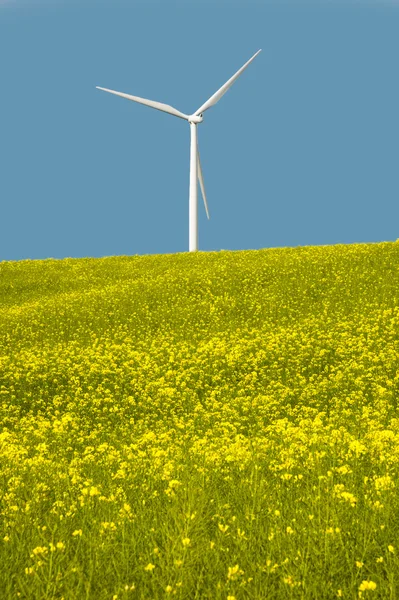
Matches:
[1,241,399,599]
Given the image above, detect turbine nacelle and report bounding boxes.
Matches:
[188,114,203,124]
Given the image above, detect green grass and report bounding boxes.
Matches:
[1,241,399,599]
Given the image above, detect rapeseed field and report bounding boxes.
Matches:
[1,241,399,599]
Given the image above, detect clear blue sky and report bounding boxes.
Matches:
[1,0,398,262]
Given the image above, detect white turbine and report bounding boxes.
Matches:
[97,49,262,252]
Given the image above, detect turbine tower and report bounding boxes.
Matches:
[97,49,261,252]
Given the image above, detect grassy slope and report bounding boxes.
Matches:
[0,242,399,599]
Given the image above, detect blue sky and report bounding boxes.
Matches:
[1,0,398,262]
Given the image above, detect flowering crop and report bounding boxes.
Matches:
[0,242,399,598]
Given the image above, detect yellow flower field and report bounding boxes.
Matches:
[0,241,398,599]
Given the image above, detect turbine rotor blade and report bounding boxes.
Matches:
[96,87,189,120]
[197,142,210,220]
[194,49,262,116]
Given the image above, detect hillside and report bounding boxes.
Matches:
[1,241,399,599]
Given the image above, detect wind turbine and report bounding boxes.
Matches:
[97,49,262,252]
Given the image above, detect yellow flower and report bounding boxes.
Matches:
[359,580,377,591]
[286,526,294,534]
[72,530,82,537]
[168,479,181,489]
[174,559,183,567]
[182,537,190,547]
[325,526,340,535]
[227,564,244,580]
[144,563,155,572]
[356,561,364,568]
[32,546,48,556]
[388,545,395,554]
[165,586,173,593]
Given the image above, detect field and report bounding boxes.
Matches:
[1,241,399,599]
